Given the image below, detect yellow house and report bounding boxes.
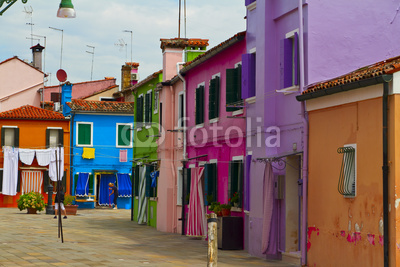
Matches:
[297,56,400,266]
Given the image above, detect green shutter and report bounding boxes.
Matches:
[134,166,140,197]
[205,163,217,205]
[1,128,4,147]
[58,129,64,147]
[195,87,200,124]
[74,174,79,195]
[16,170,21,193]
[0,170,3,192]
[229,161,243,208]
[149,91,153,123]
[196,86,205,124]
[43,171,49,193]
[226,68,241,112]
[14,128,19,147]
[184,168,191,205]
[118,125,130,146]
[88,174,94,194]
[78,124,91,145]
[209,77,220,120]
[46,129,50,148]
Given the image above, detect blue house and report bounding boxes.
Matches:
[63,93,134,209]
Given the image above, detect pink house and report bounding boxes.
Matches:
[0,57,44,111]
[180,32,246,242]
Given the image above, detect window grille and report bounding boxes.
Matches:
[337,146,356,196]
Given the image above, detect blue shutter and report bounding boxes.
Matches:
[284,38,293,88]
[294,32,299,86]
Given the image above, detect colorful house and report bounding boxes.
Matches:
[0,105,70,208]
[296,57,400,266]
[65,97,134,210]
[243,0,400,265]
[131,70,162,227]
[180,32,246,239]
[157,37,208,233]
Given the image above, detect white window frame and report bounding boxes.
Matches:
[2,126,17,147]
[76,122,93,147]
[116,123,133,148]
[47,127,62,148]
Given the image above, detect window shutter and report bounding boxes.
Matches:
[134,166,140,197]
[43,171,49,193]
[184,168,191,205]
[242,53,256,99]
[208,77,220,120]
[58,129,64,147]
[78,124,91,145]
[1,128,4,147]
[46,129,50,148]
[237,161,243,207]
[74,173,79,195]
[145,93,149,123]
[145,165,151,197]
[137,96,144,123]
[16,170,21,193]
[62,171,67,193]
[226,68,240,112]
[149,91,153,123]
[88,173,94,194]
[0,169,3,192]
[282,38,293,88]
[196,87,204,125]
[294,32,299,86]
[14,128,19,147]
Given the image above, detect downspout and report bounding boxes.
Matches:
[177,62,186,235]
[298,1,308,265]
[70,111,74,196]
[383,81,390,267]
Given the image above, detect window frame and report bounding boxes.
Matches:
[136,94,144,130]
[76,122,93,147]
[229,157,244,208]
[195,82,205,126]
[153,91,159,114]
[46,127,63,148]
[1,126,19,147]
[116,123,133,148]
[208,73,221,122]
[226,62,242,112]
[145,89,153,125]
[279,29,300,93]
[178,91,185,129]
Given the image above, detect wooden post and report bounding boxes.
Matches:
[207,213,218,266]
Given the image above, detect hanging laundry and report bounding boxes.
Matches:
[82,147,95,159]
[117,173,132,197]
[2,147,19,196]
[49,147,64,182]
[75,172,89,196]
[21,170,43,194]
[150,170,159,188]
[186,167,206,237]
[19,149,35,165]
[35,148,51,166]
[119,149,127,162]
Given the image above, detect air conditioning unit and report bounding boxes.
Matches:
[131,73,139,81]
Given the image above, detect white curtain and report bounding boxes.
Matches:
[49,147,64,182]
[2,147,19,196]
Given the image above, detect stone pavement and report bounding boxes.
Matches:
[0,208,298,266]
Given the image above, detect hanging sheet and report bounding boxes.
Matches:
[82,147,95,159]
[98,174,116,206]
[137,166,147,224]
[117,173,132,197]
[2,147,19,196]
[186,167,206,237]
[19,149,35,165]
[49,147,64,182]
[150,170,159,188]
[21,170,43,194]
[261,162,277,254]
[35,148,51,166]
[76,172,90,196]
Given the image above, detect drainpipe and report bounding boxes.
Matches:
[298,0,308,265]
[177,62,186,235]
[70,111,74,196]
[383,81,389,267]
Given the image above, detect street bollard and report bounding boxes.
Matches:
[207,213,218,267]
[46,184,54,215]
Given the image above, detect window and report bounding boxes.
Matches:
[1,126,19,147]
[177,168,183,205]
[280,30,299,89]
[46,128,64,148]
[159,102,163,133]
[242,52,256,99]
[204,163,217,205]
[178,92,184,128]
[116,123,133,147]
[226,64,242,112]
[154,91,159,114]
[208,75,220,120]
[184,168,191,205]
[337,144,356,197]
[145,90,153,124]
[76,122,93,146]
[229,159,243,208]
[136,94,144,124]
[51,92,61,102]
[99,97,116,102]
[195,84,205,125]
[145,165,157,198]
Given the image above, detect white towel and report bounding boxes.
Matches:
[19,149,35,165]
[35,148,52,166]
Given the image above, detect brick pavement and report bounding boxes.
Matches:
[0,208,298,266]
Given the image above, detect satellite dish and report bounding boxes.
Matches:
[56,69,67,82]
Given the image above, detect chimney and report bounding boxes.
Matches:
[30,43,45,71]
[121,64,132,91]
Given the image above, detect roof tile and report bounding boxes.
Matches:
[67,99,134,113]
[0,105,66,120]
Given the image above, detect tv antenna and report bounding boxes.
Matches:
[86,45,95,81]
[23,6,34,46]
[114,38,127,62]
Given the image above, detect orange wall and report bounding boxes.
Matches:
[307,98,384,266]
[0,119,70,208]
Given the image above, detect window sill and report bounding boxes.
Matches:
[231,207,242,212]
[195,123,204,129]
[209,118,219,124]
[276,85,299,95]
[232,109,244,116]
[76,144,93,147]
[245,96,256,104]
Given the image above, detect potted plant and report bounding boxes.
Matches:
[229,192,240,207]
[220,203,232,216]
[63,194,78,215]
[209,201,222,216]
[17,192,46,214]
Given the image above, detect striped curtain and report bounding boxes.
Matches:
[186,167,206,237]
[137,166,147,224]
[22,170,43,194]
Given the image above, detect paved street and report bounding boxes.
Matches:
[0,208,297,266]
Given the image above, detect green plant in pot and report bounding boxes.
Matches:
[63,194,75,206]
[17,192,46,212]
[220,203,232,216]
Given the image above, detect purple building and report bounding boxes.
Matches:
[244,0,400,265]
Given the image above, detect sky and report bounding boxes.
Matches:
[0,0,246,87]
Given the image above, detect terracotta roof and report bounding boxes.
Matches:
[160,38,209,50]
[180,31,246,74]
[125,62,140,68]
[0,105,66,120]
[302,55,400,96]
[67,99,134,113]
[0,56,46,75]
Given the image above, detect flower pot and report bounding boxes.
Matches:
[65,205,78,215]
[27,208,37,214]
[221,208,231,217]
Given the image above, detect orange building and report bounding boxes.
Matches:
[297,57,400,266]
[0,105,70,208]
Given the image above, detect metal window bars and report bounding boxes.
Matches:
[337,146,356,196]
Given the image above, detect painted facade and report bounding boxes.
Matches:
[0,105,70,208]
[244,0,400,265]
[65,98,134,210]
[0,57,44,111]
[296,57,400,266]
[182,32,246,237]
